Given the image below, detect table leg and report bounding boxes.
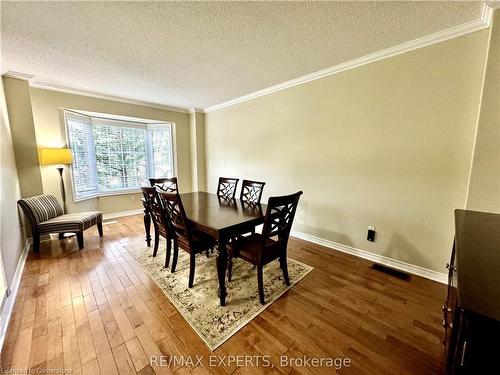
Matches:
[143,207,151,247]
[216,237,228,306]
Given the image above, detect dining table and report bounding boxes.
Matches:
[142,191,266,306]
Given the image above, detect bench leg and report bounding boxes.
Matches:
[76,232,84,250]
[33,232,40,253]
[97,222,103,237]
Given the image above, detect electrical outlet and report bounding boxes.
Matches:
[367,226,376,242]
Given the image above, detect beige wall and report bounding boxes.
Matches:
[205,30,489,273]
[0,78,25,288]
[467,11,500,213]
[189,111,207,192]
[28,88,192,214]
[2,77,43,198]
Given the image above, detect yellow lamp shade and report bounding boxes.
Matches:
[39,148,74,165]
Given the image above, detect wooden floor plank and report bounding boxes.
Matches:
[76,322,97,365]
[1,214,447,375]
[91,327,120,375]
[125,337,149,372]
[112,343,137,375]
[62,323,82,375]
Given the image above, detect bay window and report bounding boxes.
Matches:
[65,110,174,200]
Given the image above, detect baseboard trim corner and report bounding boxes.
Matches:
[291,230,447,284]
[0,240,30,350]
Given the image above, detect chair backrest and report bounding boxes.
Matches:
[149,177,178,193]
[141,187,166,229]
[157,192,193,247]
[262,191,303,245]
[17,195,64,227]
[240,179,266,204]
[217,177,239,199]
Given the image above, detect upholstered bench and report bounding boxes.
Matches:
[17,195,103,252]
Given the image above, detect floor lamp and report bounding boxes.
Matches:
[39,148,74,213]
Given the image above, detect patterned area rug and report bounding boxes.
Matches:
[125,238,313,350]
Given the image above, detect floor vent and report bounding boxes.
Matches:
[371,264,411,281]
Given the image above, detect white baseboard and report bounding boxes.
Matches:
[103,208,143,220]
[291,230,448,284]
[0,240,30,350]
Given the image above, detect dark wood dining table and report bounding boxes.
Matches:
[142,191,266,306]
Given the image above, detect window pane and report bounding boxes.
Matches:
[67,113,98,199]
[93,125,147,191]
[150,126,173,178]
[66,110,173,198]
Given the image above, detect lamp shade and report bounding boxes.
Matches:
[39,148,74,165]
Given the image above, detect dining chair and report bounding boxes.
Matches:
[238,179,266,237]
[149,177,178,193]
[141,187,174,267]
[240,179,266,204]
[228,191,303,304]
[217,177,239,200]
[157,192,216,288]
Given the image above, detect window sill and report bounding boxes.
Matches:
[98,189,142,198]
[74,188,142,203]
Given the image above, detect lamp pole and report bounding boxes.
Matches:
[57,166,67,213]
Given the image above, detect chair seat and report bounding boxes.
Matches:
[156,222,171,239]
[230,233,279,265]
[177,230,215,254]
[38,211,102,234]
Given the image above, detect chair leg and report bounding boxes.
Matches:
[152,227,159,257]
[171,239,178,272]
[76,232,84,250]
[257,265,265,304]
[58,233,65,239]
[188,253,196,288]
[165,239,172,268]
[280,256,290,286]
[227,257,233,282]
[97,222,103,237]
[33,232,40,253]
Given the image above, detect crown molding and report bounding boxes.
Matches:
[189,108,204,114]
[204,2,496,113]
[2,71,190,114]
[2,71,35,81]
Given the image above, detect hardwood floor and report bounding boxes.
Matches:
[0,214,447,374]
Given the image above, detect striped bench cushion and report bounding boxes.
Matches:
[38,211,102,234]
[18,195,64,224]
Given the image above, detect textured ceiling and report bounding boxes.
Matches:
[1,1,483,110]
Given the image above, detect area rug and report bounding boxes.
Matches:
[125,238,313,350]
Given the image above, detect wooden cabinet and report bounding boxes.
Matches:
[443,243,456,364]
[444,210,500,374]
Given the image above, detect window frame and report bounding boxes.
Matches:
[63,110,176,202]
